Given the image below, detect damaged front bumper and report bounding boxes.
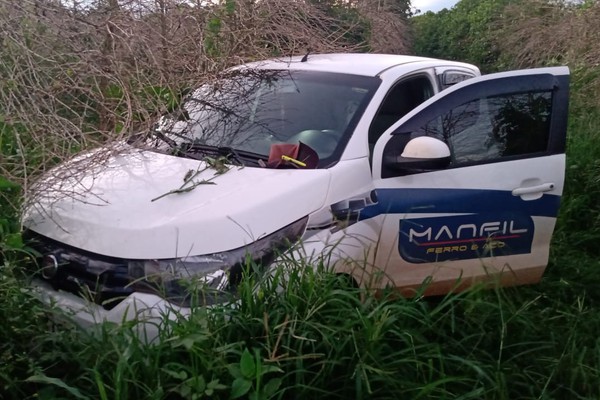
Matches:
[31,278,191,339]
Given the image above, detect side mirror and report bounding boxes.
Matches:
[384,136,451,172]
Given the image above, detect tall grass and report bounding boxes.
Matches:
[2,246,600,399]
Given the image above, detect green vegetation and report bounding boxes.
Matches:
[411,0,514,72]
[2,256,600,398]
[2,0,600,398]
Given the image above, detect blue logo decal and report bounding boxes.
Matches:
[399,213,534,263]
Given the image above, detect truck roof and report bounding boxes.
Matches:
[244,53,477,77]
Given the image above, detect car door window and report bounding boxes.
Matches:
[415,91,553,165]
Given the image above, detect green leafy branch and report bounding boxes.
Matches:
[150,156,231,202]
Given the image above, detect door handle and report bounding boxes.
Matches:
[512,183,555,197]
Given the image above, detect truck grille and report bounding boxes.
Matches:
[25,231,134,310]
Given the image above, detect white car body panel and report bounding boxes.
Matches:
[245,54,475,77]
[24,147,330,258]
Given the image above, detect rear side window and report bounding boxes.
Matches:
[416,91,552,165]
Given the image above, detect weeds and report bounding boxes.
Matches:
[1,255,600,399]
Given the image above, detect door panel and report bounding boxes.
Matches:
[366,67,569,294]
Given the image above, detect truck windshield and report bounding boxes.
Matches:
[155,69,379,167]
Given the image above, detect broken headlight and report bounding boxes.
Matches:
[127,217,307,306]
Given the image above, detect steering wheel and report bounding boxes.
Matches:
[290,129,340,158]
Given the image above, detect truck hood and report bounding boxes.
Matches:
[23,146,330,259]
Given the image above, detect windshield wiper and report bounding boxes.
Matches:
[145,130,266,165]
[179,142,266,166]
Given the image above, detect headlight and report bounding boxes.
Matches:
[128,216,307,306]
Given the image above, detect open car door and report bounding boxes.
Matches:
[367,67,569,295]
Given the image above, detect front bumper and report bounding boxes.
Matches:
[31,278,191,339]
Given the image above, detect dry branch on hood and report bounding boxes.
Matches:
[0,0,410,198]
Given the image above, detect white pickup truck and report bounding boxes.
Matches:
[23,53,569,326]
